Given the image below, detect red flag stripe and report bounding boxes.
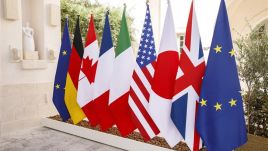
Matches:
[93,91,114,131]
[132,71,150,101]
[130,88,160,135]
[151,61,156,69]
[141,67,153,84]
[145,64,155,78]
[174,51,205,94]
[109,92,136,137]
[68,46,82,89]
[129,107,151,141]
[184,3,193,52]
[193,102,201,151]
[85,15,97,47]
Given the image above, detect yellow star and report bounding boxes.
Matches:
[229,98,237,107]
[55,84,60,89]
[200,98,207,107]
[229,49,235,57]
[214,45,222,53]
[214,102,222,111]
[62,50,67,56]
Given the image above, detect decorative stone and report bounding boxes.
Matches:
[49,4,60,26]
[23,51,39,60]
[10,47,22,62]
[48,49,57,61]
[23,22,36,53]
[21,60,47,70]
[4,0,20,20]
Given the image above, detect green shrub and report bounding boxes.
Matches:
[61,0,135,45]
[235,25,268,137]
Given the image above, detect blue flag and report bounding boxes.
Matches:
[52,18,72,121]
[196,0,247,151]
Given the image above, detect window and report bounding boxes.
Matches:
[177,33,185,53]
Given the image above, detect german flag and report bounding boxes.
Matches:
[64,16,85,124]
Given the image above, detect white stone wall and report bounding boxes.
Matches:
[1,83,57,136]
[0,0,60,136]
[227,0,268,39]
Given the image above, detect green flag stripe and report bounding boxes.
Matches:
[115,8,131,57]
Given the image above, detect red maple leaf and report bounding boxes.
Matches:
[81,57,97,84]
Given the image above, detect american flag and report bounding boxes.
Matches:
[128,4,160,141]
[171,2,205,151]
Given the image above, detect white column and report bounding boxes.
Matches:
[149,0,161,50]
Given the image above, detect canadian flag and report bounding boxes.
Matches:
[77,14,99,126]
[148,2,183,147]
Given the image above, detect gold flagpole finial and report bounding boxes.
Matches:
[106,7,110,15]
[123,3,126,8]
[146,0,149,4]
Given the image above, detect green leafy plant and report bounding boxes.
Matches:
[235,25,268,137]
[61,0,135,46]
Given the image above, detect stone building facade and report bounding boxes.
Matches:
[0,0,60,136]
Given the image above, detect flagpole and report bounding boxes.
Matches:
[106,7,110,15]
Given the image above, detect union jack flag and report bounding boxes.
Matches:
[171,2,205,151]
[128,4,160,141]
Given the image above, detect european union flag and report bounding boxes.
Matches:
[52,18,71,121]
[196,0,247,151]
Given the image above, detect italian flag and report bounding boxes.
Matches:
[109,7,136,136]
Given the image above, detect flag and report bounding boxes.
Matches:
[148,2,183,147]
[128,4,159,141]
[196,0,247,150]
[109,7,136,137]
[92,12,115,131]
[171,2,205,151]
[52,17,71,121]
[77,14,99,126]
[64,16,85,124]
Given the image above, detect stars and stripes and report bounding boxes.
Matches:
[128,4,159,141]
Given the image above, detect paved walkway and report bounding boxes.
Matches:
[0,127,124,151]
